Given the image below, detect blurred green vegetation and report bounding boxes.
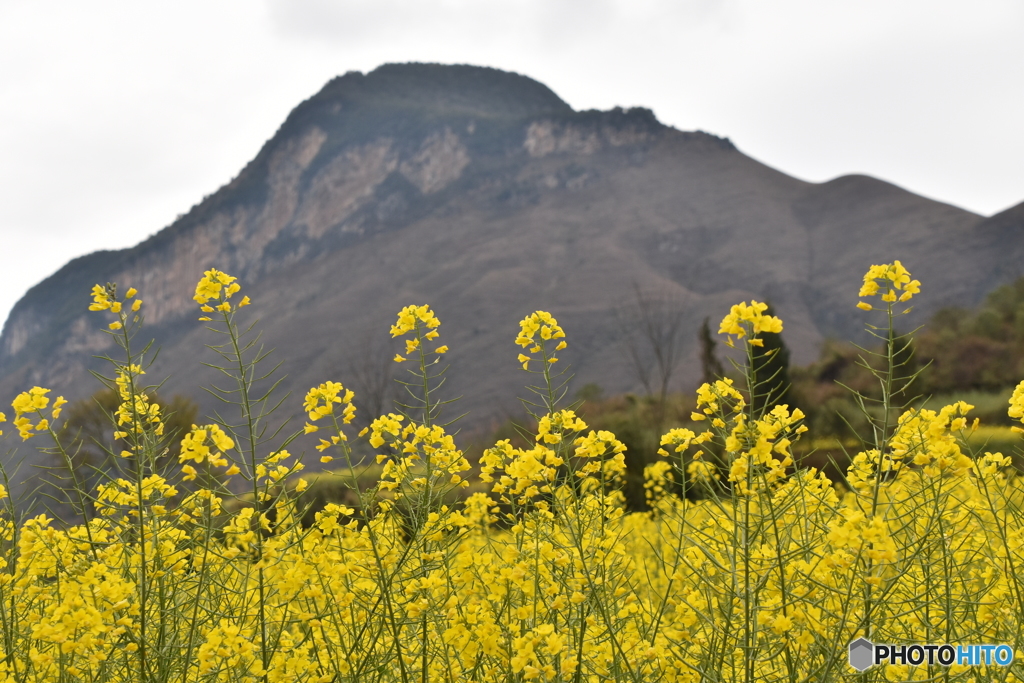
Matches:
[790,275,1024,445]
[916,277,1024,395]
[43,389,200,520]
[472,277,1024,513]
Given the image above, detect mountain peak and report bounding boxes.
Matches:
[314,63,574,119]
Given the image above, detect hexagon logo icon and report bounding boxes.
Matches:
[849,638,874,672]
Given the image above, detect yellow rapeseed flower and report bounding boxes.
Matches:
[390,304,440,337]
[89,282,140,332]
[12,386,50,415]
[303,381,356,425]
[857,259,921,310]
[1009,380,1024,431]
[179,424,234,466]
[193,268,246,318]
[11,387,53,440]
[516,311,566,370]
[390,305,445,361]
[718,300,782,347]
[88,284,112,311]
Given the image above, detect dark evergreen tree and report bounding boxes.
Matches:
[751,304,791,416]
[699,317,725,386]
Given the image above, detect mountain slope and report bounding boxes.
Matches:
[1,63,1017,463]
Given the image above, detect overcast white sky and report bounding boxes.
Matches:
[1,0,1022,330]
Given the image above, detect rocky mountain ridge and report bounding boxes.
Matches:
[2,63,1022,473]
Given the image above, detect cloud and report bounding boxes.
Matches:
[264,0,739,55]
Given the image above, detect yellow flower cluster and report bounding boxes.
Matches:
[363,412,404,448]
[10,387,64,441]
[304,381,355,423]
[179,424,237,480]
[846,402,975,491]
[657,428,717,488]
[515,311,566,370]
[194,268,250,320]
[535,409,587,444]
[690,377,745,427]
[390,304,446,361]
[254,449,304,489]
[658,427,700,456]
[718,300,783,347]
[891,402,974,473]
[369,421,471,496]
[12,516,139,671]
[856,259,921,310]
[723,405,806,495]
[177,488,224,525]
[390,304,440,337]
[88,283,115,311]
[480,441,564,503]
[304,381,357,461]
[112,365,163,452]
[1009,379,1024,431]
[196,619,261,678]
[685,458,718,484]
[479,411,627,507]
[573,429,624,460]
[89,284,142,330]
[827,507,898,569]
[573,430,627,482]
[643,459,674,506]
[222,506,259,547]
[95,474,179,516]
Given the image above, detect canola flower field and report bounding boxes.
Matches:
[1,262,1023,682]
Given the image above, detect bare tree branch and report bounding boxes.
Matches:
[615,282,687,404]
[341,327,397,429]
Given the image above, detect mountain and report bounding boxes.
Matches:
[2,63,1021,465]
